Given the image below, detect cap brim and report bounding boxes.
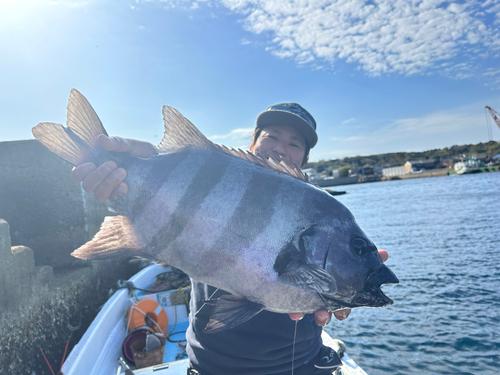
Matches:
[256,111,318,148]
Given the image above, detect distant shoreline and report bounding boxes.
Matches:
[314,166,500,187]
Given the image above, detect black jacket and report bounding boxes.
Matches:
[186,279,339,375]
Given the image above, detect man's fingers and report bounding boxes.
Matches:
[93,168,127,201]
[130,139,158,158]
[288,313,304,321]
[314,310,332,327]
[97,135,157,158]
[97,135,134,153]
[81,161,117,193]
[72,163,97,182]
[333,310,351,321]
[71,136,154,203]
[378,249,389,263]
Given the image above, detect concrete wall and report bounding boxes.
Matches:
[398,168,449,179]
[0,139,109,268]
[0,139,141,374]
[313,176,359,187]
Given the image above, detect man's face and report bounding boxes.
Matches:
[250,124,307,167]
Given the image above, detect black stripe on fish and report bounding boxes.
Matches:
[210,167,282,252]
[149,150,232,250]
[127,152,187,218]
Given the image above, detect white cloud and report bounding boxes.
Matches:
[342,118,355,124]
[141,0,500,80]
[209,127,255,149]
[229,0,500,77]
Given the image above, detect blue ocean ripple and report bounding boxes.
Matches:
[327,173,500,374]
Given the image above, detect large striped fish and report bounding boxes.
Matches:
[32,89,398,333]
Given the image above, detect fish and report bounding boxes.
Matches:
[32,89,399,333]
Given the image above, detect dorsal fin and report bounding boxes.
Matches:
[158,106,216,153]
[213,146,310,182]
[157,105,310,182]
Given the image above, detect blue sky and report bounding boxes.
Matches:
[1,0,500,162]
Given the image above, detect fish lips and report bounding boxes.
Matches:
[323,265,399,310]
[355,265,399,307]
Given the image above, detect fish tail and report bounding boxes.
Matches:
[32,89,109,166]
[71,216,146,260]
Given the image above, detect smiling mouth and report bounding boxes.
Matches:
[265,153,284,162]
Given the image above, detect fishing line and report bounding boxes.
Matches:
[291,320,298,375]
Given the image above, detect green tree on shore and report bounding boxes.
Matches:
[305,141,500,171]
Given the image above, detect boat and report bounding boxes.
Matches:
[302,168,358,188]
[454,157,482,174]
[61,264,368,375]
[325,189,348,196]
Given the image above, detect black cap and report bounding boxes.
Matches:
[255,103,318,148]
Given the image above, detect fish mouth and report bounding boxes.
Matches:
[366,265,399,287]
[322,266,399,310]
[349,286,395,307]
[322,286,394,310]
[354,265,399,307]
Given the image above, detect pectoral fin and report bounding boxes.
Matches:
[278,261,337,295]
[274,239,337,295]
[204,295,264,333]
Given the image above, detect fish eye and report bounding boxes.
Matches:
[351,237,371,256]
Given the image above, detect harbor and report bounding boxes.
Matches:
[305,148,500,188]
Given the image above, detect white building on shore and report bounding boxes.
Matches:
[382,165,406,177]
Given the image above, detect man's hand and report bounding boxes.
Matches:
[288,249,389,326]
[72,135,157,201]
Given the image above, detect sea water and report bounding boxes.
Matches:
[325,172,500,375]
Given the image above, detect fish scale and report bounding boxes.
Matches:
[32,89,399,333]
